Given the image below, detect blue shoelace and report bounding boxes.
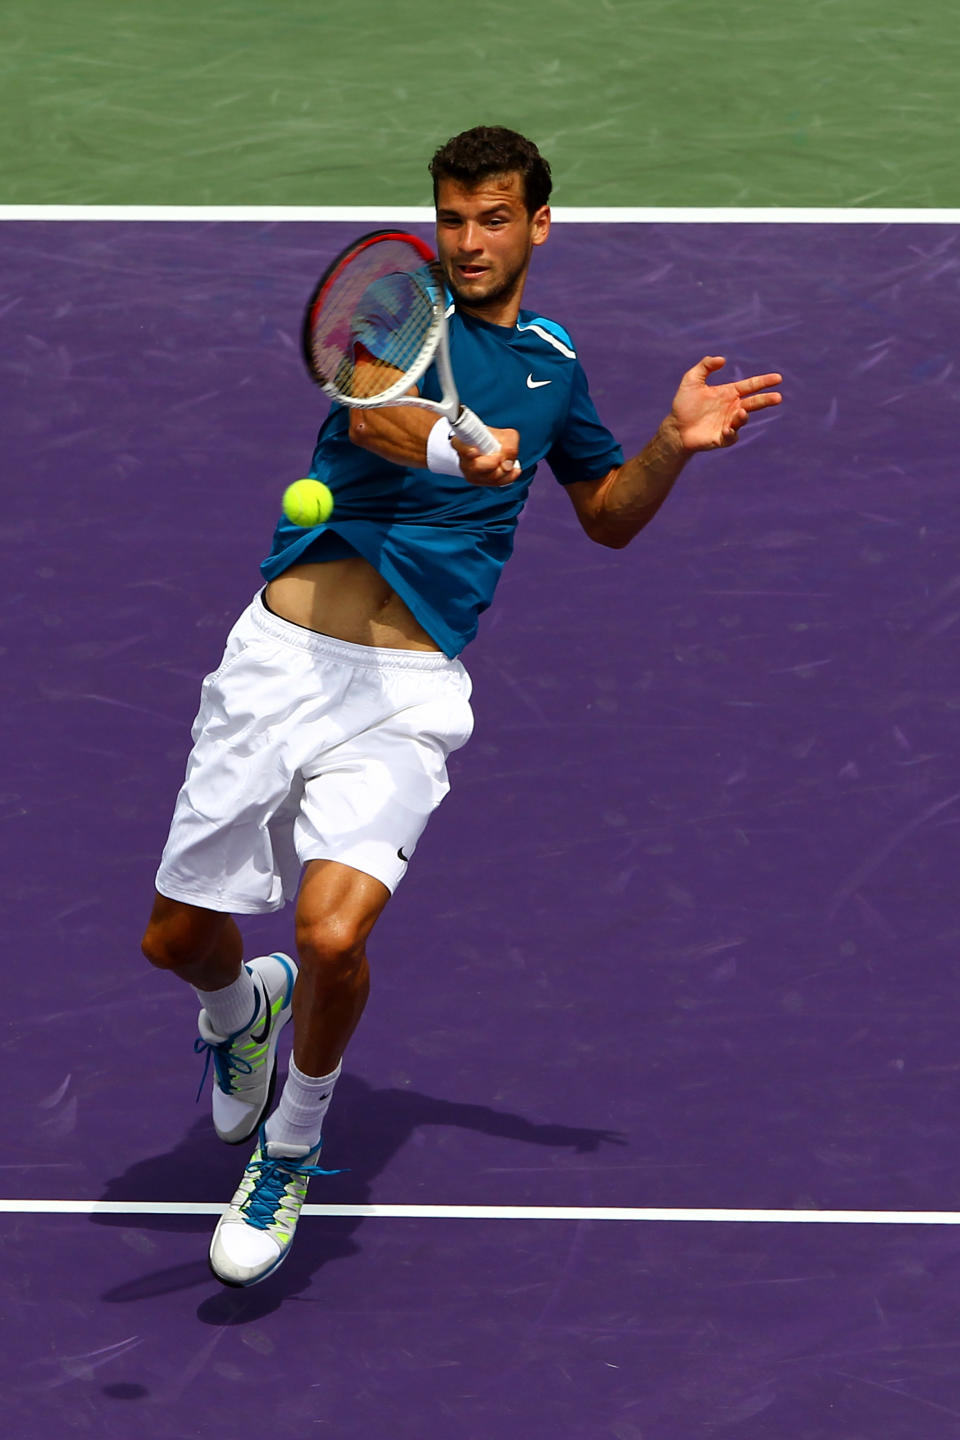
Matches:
[194,1035,254,1101]
[241,1148,342,1230]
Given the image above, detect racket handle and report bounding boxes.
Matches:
[450,406,500,455]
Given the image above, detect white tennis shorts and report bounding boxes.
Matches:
[155,592,474,913]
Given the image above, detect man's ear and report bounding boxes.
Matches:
[531,205,551,247]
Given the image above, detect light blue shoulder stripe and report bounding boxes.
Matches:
[515,317,577,359]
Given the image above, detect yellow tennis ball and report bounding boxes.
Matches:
[282,478,334,527]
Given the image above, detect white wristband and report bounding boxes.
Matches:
[426,417,463,476]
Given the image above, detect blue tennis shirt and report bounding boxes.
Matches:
[261,301,623,656]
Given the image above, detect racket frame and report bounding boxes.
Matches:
[302,230,499,454]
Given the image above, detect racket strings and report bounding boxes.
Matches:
[308,241,440,401]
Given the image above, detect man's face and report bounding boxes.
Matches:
[435,172,550,322]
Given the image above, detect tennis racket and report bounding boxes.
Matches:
[301,229,499,455]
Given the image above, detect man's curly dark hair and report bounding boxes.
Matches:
[429,126,552,216]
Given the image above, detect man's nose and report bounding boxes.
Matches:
[460,222,483,253]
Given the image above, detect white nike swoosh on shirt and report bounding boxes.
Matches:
[526,374,552,389]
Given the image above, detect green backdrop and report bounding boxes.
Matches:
[2,0,957,207]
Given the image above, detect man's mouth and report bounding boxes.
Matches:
[456,263,487,281]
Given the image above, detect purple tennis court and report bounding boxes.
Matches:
[3,219,960,1436]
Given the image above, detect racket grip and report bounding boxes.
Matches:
[450,406,500,455]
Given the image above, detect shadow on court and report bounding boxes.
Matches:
[94,1072,624,1322]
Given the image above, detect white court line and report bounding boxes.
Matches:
[3,1200,960,1224]
[1,206,960,225]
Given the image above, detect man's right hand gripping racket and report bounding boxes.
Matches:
[301,230,500,456]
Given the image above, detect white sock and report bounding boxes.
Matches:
[265,1057,342,1152]
[193,965,259,1038]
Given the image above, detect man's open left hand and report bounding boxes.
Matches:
[671,356,783,451]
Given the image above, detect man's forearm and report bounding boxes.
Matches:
[349,405,434,468]
[586,416,692,549]
[350,407,522,487]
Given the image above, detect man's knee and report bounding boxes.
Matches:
[141,894,228,972]
[294,862,389,983]
[295,912,368,982]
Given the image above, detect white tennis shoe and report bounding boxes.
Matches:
[209,1129,330,1287]
[194,952,297,1145]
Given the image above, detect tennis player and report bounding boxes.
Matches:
[141,125,783,1287]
